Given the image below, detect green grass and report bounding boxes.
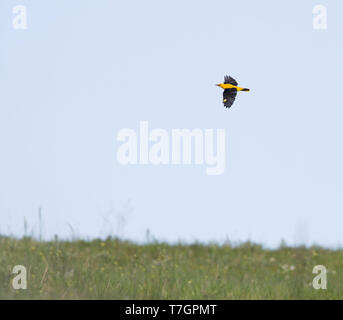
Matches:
[0,236,342,299]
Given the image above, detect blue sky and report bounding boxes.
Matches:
[1,0,342,247]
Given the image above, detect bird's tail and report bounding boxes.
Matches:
[242,88,250,92]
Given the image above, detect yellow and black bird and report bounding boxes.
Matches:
[216,75,250,108]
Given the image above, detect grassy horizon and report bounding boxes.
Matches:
[1,236,342,299]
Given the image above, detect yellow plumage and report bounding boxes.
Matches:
[217,83,247,91]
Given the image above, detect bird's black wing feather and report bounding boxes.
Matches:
[223,88,237,108]
[224,75,238,86]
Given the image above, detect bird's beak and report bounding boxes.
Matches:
[215,84,221,87]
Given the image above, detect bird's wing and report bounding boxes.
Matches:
[224,75,238,86]
[223,88,237,108]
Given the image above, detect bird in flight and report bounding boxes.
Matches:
[216,75,250,108]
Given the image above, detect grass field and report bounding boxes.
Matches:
[0,236,342,299]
